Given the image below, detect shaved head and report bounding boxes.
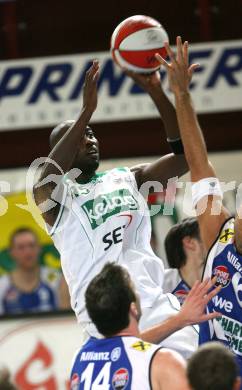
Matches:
[49,120,99,174]
[49,120,75,149]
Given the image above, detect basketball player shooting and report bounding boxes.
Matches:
[34,59,220,358]
[156,36,242,380]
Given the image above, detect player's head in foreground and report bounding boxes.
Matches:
[0,367,18,390]
[187,342,241,390]
[165,217,205,271]
[85,263,141,337]
[79,263,191,390]
[10,228,40,271]
[50,120,99,175]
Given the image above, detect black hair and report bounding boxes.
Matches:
[187,342,239,390]
[164,217,200,268]
[85,263,136,337]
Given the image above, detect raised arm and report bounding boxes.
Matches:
[33,61,99,227]
[140,277,221,344]
[126,70,188,187]
[155,37,230,251]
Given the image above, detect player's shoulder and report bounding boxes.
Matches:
[208,216,235,256]
[151,348,189,390]
[217,216,235,244]
[124,336,159,356]
[153,347,186,370]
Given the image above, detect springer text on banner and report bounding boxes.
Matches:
[0,40,241,131]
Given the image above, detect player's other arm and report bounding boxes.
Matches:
[156,37,230,251]
[151,349,190,390]
[126,70,188,187]
[140,278,221,344]
[131,154,187,188]
[33,61,99,227]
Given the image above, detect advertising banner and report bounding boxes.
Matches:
[0,315,82,389]
[0,40,241,131]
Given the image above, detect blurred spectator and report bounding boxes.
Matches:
[187,342,241,390]
[0,367,17,390]
[163,218,205,304]
[0,228,70,315]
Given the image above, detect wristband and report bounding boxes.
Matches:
[192,177,223,208]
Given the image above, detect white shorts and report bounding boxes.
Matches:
[139,292,199,359]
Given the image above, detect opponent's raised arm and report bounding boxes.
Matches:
[155,38,209,182]
[126,70,188,187]
[155,37,230,250]
[33,60,99,227]
[140,277,221,344]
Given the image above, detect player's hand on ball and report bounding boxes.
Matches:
[82,60,99,113]
[124,69,162,93]
[179,277,222,326]
[155,36,199,95]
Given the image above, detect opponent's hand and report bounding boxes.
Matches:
[178,277,222,327]
[124,69,162,94]
[155,36,199,95]
[82,60,99,113]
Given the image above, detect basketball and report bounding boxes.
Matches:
[111,15,169,73]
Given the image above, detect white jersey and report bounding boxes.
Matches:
[49,168,165,323]
[71,335,161,390]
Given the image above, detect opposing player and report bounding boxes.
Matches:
[156,36,242,378]
[71,263,216,390]
[163,218,205,304]
[33,59,218,357]
[187,342,241,390]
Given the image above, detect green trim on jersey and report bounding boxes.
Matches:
[50,202,65,237]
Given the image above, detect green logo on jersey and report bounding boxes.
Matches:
[82,189,139,229]
[217,316,242,354]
